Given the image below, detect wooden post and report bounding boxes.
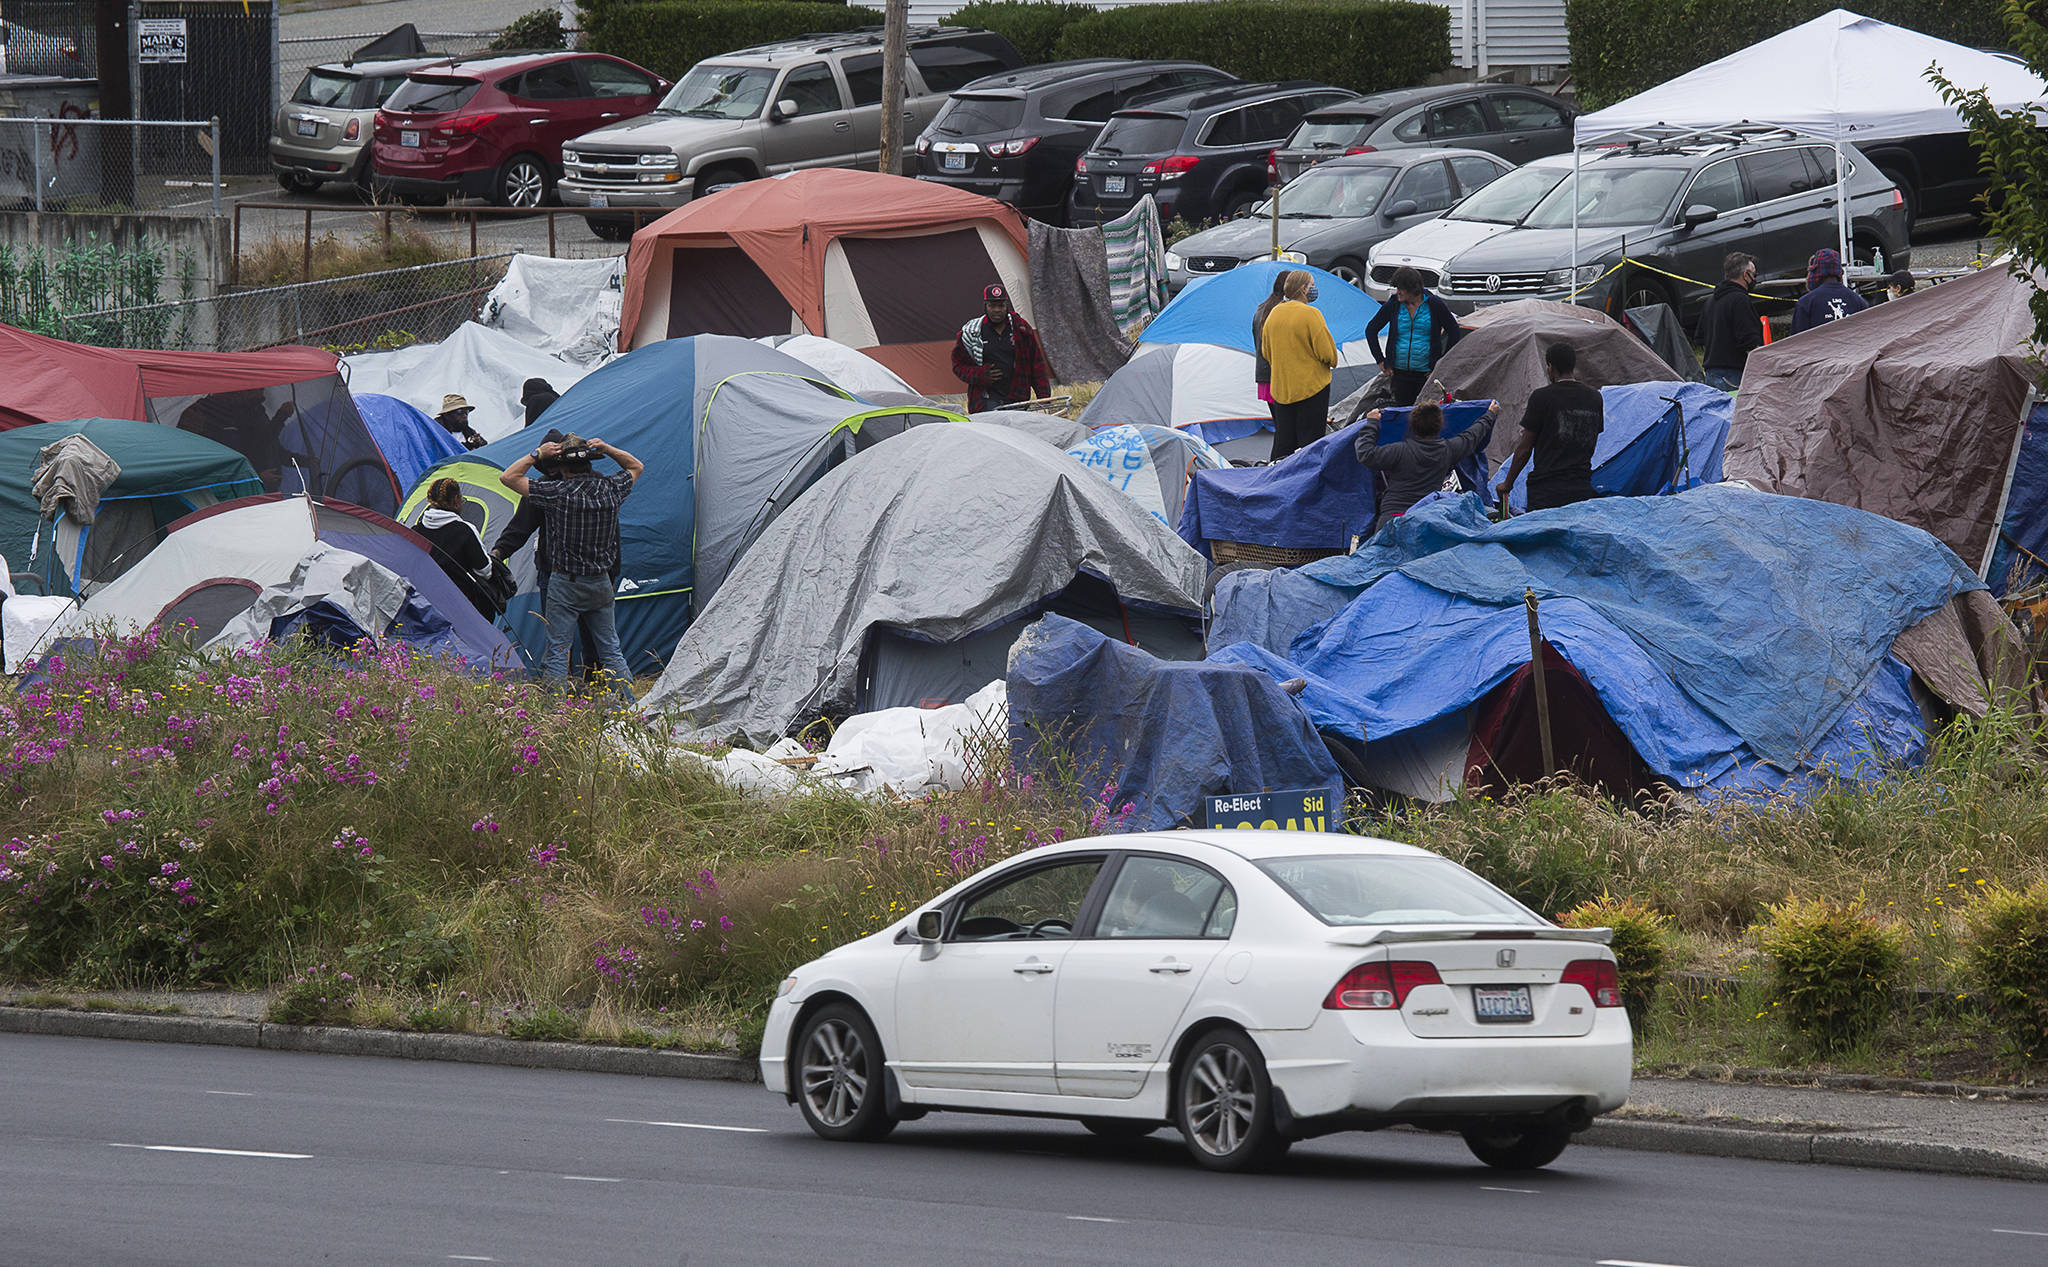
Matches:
[302,207,312,283]
[877,0,909,175]
[1524,587,1556,777]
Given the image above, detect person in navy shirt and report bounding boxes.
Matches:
[1791,248,1869,334]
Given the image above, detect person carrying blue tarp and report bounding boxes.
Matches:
[1364,266,1463,407]
[1496,342,1603,513]
[1356,400,1498,536]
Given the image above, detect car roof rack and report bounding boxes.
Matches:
[1583,122,1809,158]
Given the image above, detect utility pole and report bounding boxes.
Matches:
[877,0,908,174]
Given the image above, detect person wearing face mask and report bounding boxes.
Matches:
[1259,269,1338,463]
[1697,252,1763,392]
[1365,266,1463,407]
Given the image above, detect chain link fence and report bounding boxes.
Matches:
[57,250,515,352]
[0,115,222,212]
[232,202,648,272]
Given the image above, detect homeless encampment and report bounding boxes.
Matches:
[354,393,463,494]
[0,419,263,597]
[1064,424,1226,528]
[1498,381,1729,512]
[618,169,1031,395]
[1725,263,2040,576]
[641,422,1209,746]
[343,321,601,444]
[1208,486,2028,802]
[0,323,398,516]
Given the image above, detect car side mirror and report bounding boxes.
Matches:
[1681,204,1718,229]
[915,909,943,942]
[1384,199,1419,219]
[771,99,798,121]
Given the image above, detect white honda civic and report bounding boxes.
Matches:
[760,831,1632,1172]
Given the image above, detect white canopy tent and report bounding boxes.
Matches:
[1565,9,2048,273]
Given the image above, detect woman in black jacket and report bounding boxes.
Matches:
[413,477,498,619]
[1364,267,1463,407]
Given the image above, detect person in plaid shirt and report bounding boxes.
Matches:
[952,283,1051,412]
[500,433,644,699]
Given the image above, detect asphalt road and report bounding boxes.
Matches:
[3,1034,2044,1266]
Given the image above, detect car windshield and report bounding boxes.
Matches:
[1448,163,1570,224]
[383,76,479,114]
[1256,855,1544,927]
[290,69,359,108]
[1288,114,1373,150]
[935,94,1025,135]
[1524,166,1688,229]
[659,64,776,118]
[1276,163,1396,217]
[1092,112,1185,155]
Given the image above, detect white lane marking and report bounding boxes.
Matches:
[109,1143,310,1159]
[605,1118,769,1134]
[201,1091,255,1097]
[1598,1260,1696,1267]
[561,1175,623,1183]
[1993,1229,2048,1238]
[1066,1216,1124,1224]
[448,1258,498,1262]
[1481,1185,1539,1194]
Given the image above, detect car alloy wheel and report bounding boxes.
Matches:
[1330,258,1366,289]
[793,1003,897,1142]
[1175,1029,1288,1172]
[500,155,548,208]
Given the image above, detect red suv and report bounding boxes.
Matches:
[372,52,670,207]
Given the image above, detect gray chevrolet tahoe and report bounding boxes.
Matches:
[559,26,1021,238]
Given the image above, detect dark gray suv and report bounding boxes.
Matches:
[1434,127,1911,322]
[1274,83,1576,183]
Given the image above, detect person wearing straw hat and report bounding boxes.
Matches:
[435,393,488,451]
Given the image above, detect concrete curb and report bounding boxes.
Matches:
[1583,1119,2048,1183]
[0,1005,758,1083]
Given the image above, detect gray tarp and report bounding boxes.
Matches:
[207,543,411,650]
[31,434,120,523]
[643,422,1208,745]
[1624,302,1706,383]
[1724,264,2042,573]
[970,408,1091,449]
[1029,218,1135,385]
[1424,300,1676,468]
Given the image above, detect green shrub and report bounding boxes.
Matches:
[506,1006,583,1042]
[583,0,883,80]
[1051,0,1450,94]
[1557,894,1670,1027]
[266,965,360,1027]
[491,8,569,50]
[1566,0,2009,109]
[945,1,1094,64]
[1758,897,1903,1053]
[1964,881,2048,1055]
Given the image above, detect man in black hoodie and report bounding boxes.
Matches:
[521,378,560,427]
[1355,399,1498,536]
[1696,252,1762,392]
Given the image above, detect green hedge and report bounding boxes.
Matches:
[1567,0,2011,108]
[1049,0,1451,94]
[582,0,881,81]
[943,1,1096,65]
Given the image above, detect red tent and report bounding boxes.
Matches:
[618,170,1031,395]
[0,323,401,517]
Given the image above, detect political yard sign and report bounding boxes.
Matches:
[1205,789,1329,832]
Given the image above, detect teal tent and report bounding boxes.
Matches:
[0,418,263,596]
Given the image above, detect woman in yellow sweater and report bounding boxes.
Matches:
[1258,270,1338,462]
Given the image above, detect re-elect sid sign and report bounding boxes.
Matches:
[1205,789,1328,832]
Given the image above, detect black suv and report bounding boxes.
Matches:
[915,59,1237,222]
[1069,81,1355,226]
[1274,83,1576,183]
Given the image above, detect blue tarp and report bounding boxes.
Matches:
[1499,381,1731,513]
[1177,400,1492,555]
[355,392,462,496]
[1140,260,1380,353]
[1209,487,1981,771]
[1990,401,2048,596]
[1009,615,1343,831]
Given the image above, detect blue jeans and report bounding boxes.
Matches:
[543,573,631,697]
[1704,367,1742,392]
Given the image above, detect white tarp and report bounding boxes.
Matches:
[1575,9,2048,144]
[758,334,919,399]
[479,254,625,365]
[342,322,601,443]
[3,594,71,674]
[812,679,1008,795]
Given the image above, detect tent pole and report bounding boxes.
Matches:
[1570,143,1581,292]
[1525,587,1555,777]
[1984,385,2039,580]
[1834,138,1849,265]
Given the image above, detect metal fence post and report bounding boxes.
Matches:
[210,119,222,217]
[30,120,44,213]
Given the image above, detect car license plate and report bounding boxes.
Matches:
[401,129,420,148]
[942,151,968,171]
[1473,986,1533,1022]
[588,193,608,208]
[295,118,319,137]
[1103,174,1127,194]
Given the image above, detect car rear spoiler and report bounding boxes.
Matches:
[1326,925,1614,947]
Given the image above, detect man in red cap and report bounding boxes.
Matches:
[952,282,1050,412]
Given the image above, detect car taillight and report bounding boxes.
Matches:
[1891,189,1904,208]
[1560,959,1624,1008]
[434,112,499,137]
[1265,149,1278,180]
[916,136,930,154]
[1345,144,1377,155]
[1323,960,1443,1009]
[989,136,1039,157]
[344,118,361,141]
[1143,154,1200,181]
[1075,155,1089,173]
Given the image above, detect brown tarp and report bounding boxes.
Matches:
[1423,300,1677,467]
[1891,588,2041,718]
[1723,264,2042,573]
